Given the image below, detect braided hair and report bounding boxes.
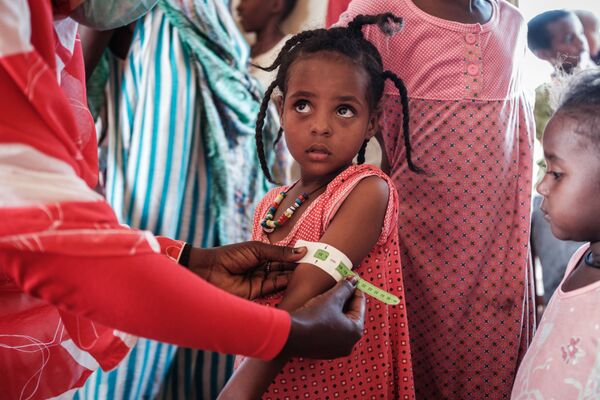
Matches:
[255,13,421,183]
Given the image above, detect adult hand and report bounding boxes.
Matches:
[188,241,307,299]
[281,277,366,359]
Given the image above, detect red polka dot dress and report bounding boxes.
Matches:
[247,165,415,400]
[339,1,535,399]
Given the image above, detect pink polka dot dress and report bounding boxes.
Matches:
[340,1,535,398]
[248,165,415,399]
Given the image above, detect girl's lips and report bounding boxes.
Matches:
[306,144,332,161]
[540,207,551,221]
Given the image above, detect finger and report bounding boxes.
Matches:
[344,289,366,324]
[265,261,297,273]
[257,243,307,264]
[259,272,292,296]
[325,277,358,308]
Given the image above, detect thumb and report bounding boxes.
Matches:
[327,276,360,307]
[343,287,365,325]
[257,243,307,263]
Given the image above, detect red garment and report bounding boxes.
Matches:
[326,0,352,27]
[340,1,535,398]
[246,165,415,400]
[0,2,290,399]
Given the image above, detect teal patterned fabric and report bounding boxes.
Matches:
[76,1,278,399]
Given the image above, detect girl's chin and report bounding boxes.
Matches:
[548,226,576,242]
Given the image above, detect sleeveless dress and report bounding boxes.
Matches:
[339,1,535,398]
[247,164,415,400]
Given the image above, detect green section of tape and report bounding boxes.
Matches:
[314,249,329,261]
[336,263,400,305]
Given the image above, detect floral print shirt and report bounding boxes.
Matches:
[512,244,600,400]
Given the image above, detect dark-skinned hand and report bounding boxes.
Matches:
[187,241,307,300]
[282,277,366,359]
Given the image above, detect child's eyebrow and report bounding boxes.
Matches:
[288,90,316,98]
[544,152,562,162]
[335,95,361,103]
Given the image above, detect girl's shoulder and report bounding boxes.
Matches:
[323,164,399,245]
[325,164,396,198]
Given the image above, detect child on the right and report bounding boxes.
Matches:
[511,69,600,399]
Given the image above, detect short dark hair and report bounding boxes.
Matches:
[555,68,600,146]
[527,9,572,52]
[281,0,297,20]
[254,13,422,183]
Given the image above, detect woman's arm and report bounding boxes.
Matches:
[219,176,390,399]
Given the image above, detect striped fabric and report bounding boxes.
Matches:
[76,2,276,399]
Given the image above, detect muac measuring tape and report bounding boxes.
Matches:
[295,240,400,306]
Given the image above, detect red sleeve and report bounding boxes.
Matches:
[1,250,291,361]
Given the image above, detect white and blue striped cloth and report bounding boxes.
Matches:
[76,1,278,398]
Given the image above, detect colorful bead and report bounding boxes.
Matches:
[260,188,313,233]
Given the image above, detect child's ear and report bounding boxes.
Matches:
[366,108,382,139]
[273,0,284,15]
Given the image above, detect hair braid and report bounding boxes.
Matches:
[382,70,423,173]
[347,13,404,38]
[357,140,369,164]
[255,80,279,184]
[257,30,326,73]
[253,12,422,185]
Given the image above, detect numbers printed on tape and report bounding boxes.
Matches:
[296,240,399,305]
[336,263,400,306]
[314,249,330,261]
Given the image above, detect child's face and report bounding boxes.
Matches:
[237,0,276,33]
[537,113,600,241]
[279,52,378,180]
[545,15,589,70]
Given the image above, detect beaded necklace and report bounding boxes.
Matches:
[261,181,329,233]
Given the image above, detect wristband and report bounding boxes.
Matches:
[295,240,353,281]
[295,240,400,305]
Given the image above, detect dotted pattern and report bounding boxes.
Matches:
[248,165,415,400]
[340,0,536,398]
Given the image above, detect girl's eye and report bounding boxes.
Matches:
[294,101,311,114]
[547,170,563,180]
[337,105,355,118]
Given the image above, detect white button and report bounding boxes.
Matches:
[467,63,479,76]
[465,33,477,44]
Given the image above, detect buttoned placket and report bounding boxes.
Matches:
[464,29,483,99]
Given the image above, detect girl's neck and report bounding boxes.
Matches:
[251,20,285,58]
[411,0,493,24]
[298,165,350,190]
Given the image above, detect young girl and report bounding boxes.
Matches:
[511,69,600,398]
[219,13,417,400]
[337,1,535,398]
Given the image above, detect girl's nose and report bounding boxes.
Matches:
[536,175,549,196]
[310,113,332,136]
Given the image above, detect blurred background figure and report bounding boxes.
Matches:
[575,9,600,64]
[237,0,297,90]
[236,0,298,184]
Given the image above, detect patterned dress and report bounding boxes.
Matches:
[512,244,600,400]
[340,1,535,398]
[248,165,415,400]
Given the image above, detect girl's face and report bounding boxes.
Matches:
[279,52,379,181]
[536,112,600,241]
